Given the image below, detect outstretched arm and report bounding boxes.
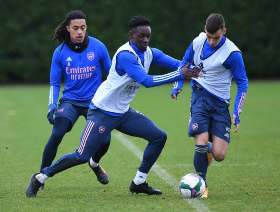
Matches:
[171,43,196,99]
[100,43,112,76]
[117,51,199,88]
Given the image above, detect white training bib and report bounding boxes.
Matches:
[92,42,153,113]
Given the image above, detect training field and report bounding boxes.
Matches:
[0,82,279,212]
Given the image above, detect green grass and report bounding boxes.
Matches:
[0,82,279,212]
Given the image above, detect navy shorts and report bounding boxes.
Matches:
[188,88,232,143]
[55,101,88,127]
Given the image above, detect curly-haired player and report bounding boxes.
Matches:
[38,10,112,190]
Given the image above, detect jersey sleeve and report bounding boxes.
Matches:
[151,48,180,70]
[179,43,195,70]
[117,51,184,88]
[49,49,62,109]
[99,43,112,76]
[223,51,248,124]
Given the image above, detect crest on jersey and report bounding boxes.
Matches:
[87,52,95,61]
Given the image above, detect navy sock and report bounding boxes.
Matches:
[208,142,213,155]
[194,144,209,187]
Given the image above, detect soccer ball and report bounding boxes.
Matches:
[179,173,206,199]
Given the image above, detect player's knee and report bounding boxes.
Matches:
[74,153,90,164]
[77,156,90,164]
[214,153,226,162]
[51,130,66,140]
[101,136,111,147]
[156,130,167,145]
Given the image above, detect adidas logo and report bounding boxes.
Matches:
[66,57,72,62]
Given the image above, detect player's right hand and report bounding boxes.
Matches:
[47,105,57,125]
[181,62,200,79]
[182,66,200,79]
[232,114,239,133]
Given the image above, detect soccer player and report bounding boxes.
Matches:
[171,13,248,198]
[26,15,199,197]
[40,10,112,188]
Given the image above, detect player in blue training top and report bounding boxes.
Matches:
[171,13,248,198]
[39,10,112,189]
[26,15,200,197]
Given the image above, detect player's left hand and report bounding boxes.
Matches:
[171,80,184,100]
[47,105,57,125]
[232,114,239,133]
[171,89,182,100]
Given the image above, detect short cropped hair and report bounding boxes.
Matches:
[128,16,150,30]
[205,13,225,33]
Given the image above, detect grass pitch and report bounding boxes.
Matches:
[0,82,279,212]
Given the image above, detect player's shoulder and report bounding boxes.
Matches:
[54,43,63,52]
[224,37,241,52]
[52,44,65,57]
[88,36,106,48]
[193,32,206,43]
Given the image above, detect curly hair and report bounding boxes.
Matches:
[53,10,86,45]
[205,13,225,34]
[128,15,150,30]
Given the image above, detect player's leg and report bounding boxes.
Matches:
[40,117,72,172]
[40,102,80,172]
[202,92,231,198]
[193,133,210,198]
[42,109,115,176]
[209,95,231,162]
[202,130,229,199]
[188,89,210,185]
[116,108,166,195]
[91,133,111,163]
[188,89,211,198]
[26,109,117,197]
[193,133,210,185]
[80,107,111,184]
[212,135,228,162]
[88,133,111,184]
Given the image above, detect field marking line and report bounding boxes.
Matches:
[113,132,211,212]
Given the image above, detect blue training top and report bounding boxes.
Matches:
[49,36,111,109]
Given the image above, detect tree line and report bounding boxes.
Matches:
[1,0,278,83]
